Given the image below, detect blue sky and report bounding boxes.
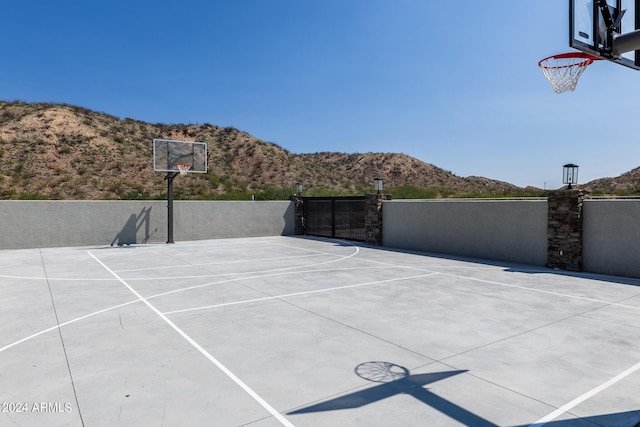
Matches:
[2,0,640,189]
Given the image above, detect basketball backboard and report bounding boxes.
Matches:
[153,139,207,174]
[570,0,640,69]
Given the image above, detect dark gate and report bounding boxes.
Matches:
[303,196,366,241]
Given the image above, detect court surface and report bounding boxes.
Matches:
[1,236,640,427]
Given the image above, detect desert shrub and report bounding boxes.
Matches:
[121,191,151,200]
[18,192,48,200]
[254,186,293,200]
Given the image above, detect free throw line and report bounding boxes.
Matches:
[87,251,294,427]
[163,272,439,315]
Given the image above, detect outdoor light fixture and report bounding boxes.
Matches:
[296,182,303,195]
[374,177,383,194]
[563,164,579,189]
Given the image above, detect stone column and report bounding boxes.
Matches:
[291,195,304,235]
[546,189,587,271]
[365,194,391,246]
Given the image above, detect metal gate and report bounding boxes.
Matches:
[303,196,366,241]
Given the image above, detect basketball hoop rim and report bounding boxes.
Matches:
[538,52,602,69]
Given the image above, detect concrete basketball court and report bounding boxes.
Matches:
[1,236,640,427]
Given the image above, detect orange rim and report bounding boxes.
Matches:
[538,52,602,69]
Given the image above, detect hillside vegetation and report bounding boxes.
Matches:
[1,101,633,200]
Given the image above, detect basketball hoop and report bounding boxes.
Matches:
[538,52,601,94]
[176,164,192,175]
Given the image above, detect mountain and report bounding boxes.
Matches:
[0,101,540,200]
[297,152,520,195]
[584,168,640,195]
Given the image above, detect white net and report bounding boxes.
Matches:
[539,53,597,94]
[176,164,192,175]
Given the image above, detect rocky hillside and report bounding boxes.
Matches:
[298,152,521,195]
[0,101,555,200]
[583,167,640,195]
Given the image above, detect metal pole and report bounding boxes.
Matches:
[166,173,176,243]
[613,29,640,55]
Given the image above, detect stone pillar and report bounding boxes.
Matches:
[291,195,304,235]
[546,189,587,271]
[365,194,391,246]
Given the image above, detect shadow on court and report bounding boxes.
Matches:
[513,411,640,427]
[288,362,496,427]
[289,361,640,427]
[334,238,640,289]
[3,236,639,426]
[501,265,640,289]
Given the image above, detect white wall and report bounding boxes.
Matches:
[0,200,294,249]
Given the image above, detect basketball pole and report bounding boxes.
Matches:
[165,172,179,244]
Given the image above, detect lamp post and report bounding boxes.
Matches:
[374,177,383,194]
[296,182,303,196]
[563,164,579,189]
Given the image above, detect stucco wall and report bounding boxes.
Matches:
[382,199,548,266]
[4,198,640,279]
[0,200,294,249]
[583,200,640,278]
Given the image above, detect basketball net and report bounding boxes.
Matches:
[176,164,192,175]
[538,52,601,94]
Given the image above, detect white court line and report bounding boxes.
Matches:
[114,253,326,273]
[115,238,356,274]
[87,251,295,427]
[528,360,640,427]
[144,266,392,300]
[0,266,387,355]
[266,239,358,255]
[0,300,138,354]
[163,273,439,315]
[6,240,639,357]
[119,244,360,281]
[355,253,640,422]
[0,266,393,354]
[4,239,639,427]
[6,245,638,354]
[434,272,640,312]
[355,256,640,312]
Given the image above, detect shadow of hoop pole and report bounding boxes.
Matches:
[110,207,154,246]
